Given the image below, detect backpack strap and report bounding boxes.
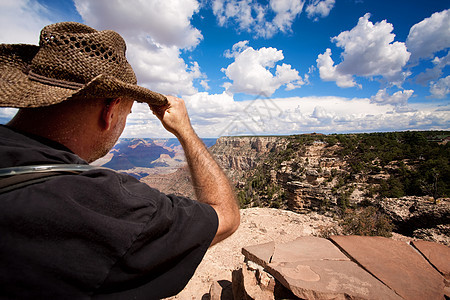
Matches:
[0,164,109,194]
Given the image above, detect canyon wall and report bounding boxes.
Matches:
[209,134,450,244]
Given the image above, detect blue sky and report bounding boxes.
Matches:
[0,0,449,137]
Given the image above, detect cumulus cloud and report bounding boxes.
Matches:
[74,0,202,49]
[306,0,335,21]
[0,0,52,44]
[429,75,450,99]
[74,0,205,96]
[221,42,305,95]
[212,0,305,38]
[370,89,414,106]
[119,93,450,138]
[183,95,450,137]
[406,9,450,62]
[316,48,357,88]
[126,42,203,95]
[317,13,410,87]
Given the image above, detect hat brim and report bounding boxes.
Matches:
[0,44,168,108]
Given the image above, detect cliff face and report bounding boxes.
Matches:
[209,134,450,244]
[210,136,349,211]
[211,136,286,183]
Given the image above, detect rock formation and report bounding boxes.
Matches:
[233,236,448,299]
[209,135,450,244]
[165,208,449,300]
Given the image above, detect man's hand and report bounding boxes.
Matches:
[149,96,193,139]
[150,95,240,246]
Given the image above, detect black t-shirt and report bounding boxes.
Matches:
[0,125,218,299]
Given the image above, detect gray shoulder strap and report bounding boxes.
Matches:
[0,164,111,194]
[0,164,102,177]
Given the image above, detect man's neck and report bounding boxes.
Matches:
[7,110,96,162]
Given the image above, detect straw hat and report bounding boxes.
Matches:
[0,22,168,108]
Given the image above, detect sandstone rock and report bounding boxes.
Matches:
[330,235,446,300]
[211,136,286,182]
[209,280,233,300]
[277,236,347,263]
[242,237,349,269]
[232,262,275,300]
[412,240,450,280]
[241,241,275,267]
[267,260,402,300]
[285,182,331,211]
[243,236,400,300]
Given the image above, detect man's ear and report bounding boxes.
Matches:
[101,98,121,131]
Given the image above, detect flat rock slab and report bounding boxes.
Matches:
[242,241,275,267]
[331,235,445,300]
[242,236,349,268]
[412,240,450,280]
[271,236,349,263]
[243,237,401,299]
[267,260,402,300]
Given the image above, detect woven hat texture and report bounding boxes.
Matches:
[0,22,167,108]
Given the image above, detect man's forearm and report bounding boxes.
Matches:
[150,95,240,245]
[175,127,240,245]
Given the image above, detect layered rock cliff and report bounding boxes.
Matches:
[210,135,350,211]
[210,136,287,182]
[209,133,450,243]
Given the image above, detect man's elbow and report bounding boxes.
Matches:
[225,209,240,237]
[226,195,241,235]
[211,205,240,246]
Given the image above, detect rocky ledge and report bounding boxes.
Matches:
[234,236,449,299]
[166,208,449,300]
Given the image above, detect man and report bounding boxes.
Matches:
[0,22,240,299]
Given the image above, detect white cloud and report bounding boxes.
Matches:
[211,0,305,38]
[317,13,410,87]
[200,80,210,91]
[316,48,357,88]
[0,108,18,124]
[126,42,203,96]
[221,42,305,95]
[270,0,305,33]
[306,0,335,21]
[224,40,250,58]
[0,0,52,44]
[406,9,450,62]
[212,0,267,34]
[370,89,414,106]
[74,0,202,49]
[121,94,450,138]
[429,75,450,99]
[74,0,204,96]
[185,91,238,118]
[123,103,167,137]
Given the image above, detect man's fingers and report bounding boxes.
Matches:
[149,104,168,119]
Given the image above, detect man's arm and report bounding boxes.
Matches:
[150,96,240,246]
